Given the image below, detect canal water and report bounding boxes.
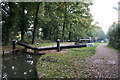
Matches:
[2,52,41,79]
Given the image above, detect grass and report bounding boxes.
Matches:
[2,42,74,50]
[30,42,57,47]
[1,42,57,50]
[30,42,74,47]
[2,45,24,51]
[107,44,120,53]
[36,43,101,78]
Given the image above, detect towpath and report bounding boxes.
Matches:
[86,43,119,78]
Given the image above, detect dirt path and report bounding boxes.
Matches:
[86,43,119,78]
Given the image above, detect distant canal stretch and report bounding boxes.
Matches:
[2,52,41,79]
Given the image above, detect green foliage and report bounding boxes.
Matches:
[2,2,17,45]
[2,2,31,45]
[85,25,106,40]
[107,22,120,49]
[2,2,105,45]
[36,43,100,78]
[40,2,94,41]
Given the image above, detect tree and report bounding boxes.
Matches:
[31,2,41,44]
[108,22,120,49]
[18,3,29,42]
[2,2,16,45]
[2,2,97,45]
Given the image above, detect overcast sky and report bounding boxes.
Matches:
[90,0,119,34]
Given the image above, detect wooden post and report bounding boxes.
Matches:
[57,39,60,52]
[12,40,16,53]
[2,51,4,56]
[34,48,38,54]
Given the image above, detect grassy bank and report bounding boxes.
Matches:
[30,42,74,47]
[107,44,120,53]
[36,43,100,78]
[2,42,74,51]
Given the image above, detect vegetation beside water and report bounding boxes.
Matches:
[107,22,120,52]
[30,42,74,47]
[107,44,120,53]
[107,22,120,50]
[2,42,74,50]
[36,43,100,78]
[2,2,105,46]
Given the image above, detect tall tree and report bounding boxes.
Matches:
[32,2,40,44]
[2,2,16,45]
[18,3,29,42]
[2,2,96,45]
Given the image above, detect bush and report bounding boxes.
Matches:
[108,22,120,49]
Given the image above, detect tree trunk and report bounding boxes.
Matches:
[5,28,12,45]
[5,3,14,45]
[49,27,52,40]
[32,2,40,44]
[68,31,72,40]
[62,6,68,42]
[68,24,72,40]
[20,5,25,42]
[62,23,65,42]
[21,30,25,42]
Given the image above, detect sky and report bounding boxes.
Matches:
[90,0,119,34]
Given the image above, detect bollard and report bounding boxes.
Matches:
[57,39,60,52]
[34,48,39,54]
[2,51,4,56]
[24,47,27,52]
[12,40,16,53]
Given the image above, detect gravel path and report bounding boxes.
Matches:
[86,43,119,78]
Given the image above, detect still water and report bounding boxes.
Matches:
[2,52,41,79]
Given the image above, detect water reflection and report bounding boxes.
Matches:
[2,53,41,79]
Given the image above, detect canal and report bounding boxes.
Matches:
[2,52,41,79]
